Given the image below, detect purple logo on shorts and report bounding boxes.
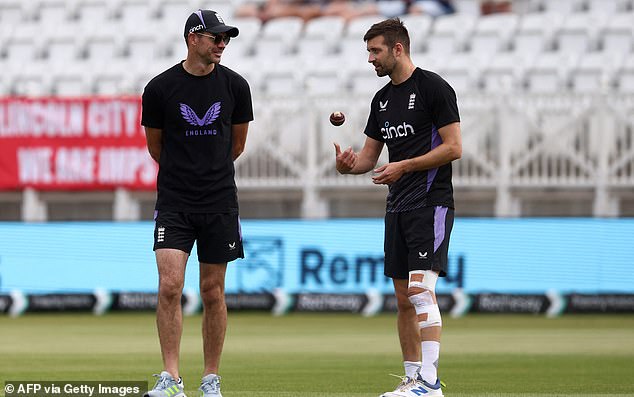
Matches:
[179,102,221,126]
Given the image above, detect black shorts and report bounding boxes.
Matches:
[153,211,244,264]
[384,206,454,279]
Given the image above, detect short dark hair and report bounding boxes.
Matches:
[363,18,410,54]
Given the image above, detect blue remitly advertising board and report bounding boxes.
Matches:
[0,219,632,294]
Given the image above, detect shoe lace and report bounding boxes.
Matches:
[200,376,221,394]
[151,374,175,391]
[389,374,414,391]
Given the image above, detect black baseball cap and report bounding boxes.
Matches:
[184,10,239,38]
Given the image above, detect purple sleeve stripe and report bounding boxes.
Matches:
[426,124,442,192]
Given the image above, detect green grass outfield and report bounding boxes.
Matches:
[1,313,633,396]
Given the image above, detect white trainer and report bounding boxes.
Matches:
[380,375,416,397]
[382,374,444,397]
[144,371,186,397]
[198,374,222,397]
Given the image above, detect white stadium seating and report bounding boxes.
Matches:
[2,0,634,219]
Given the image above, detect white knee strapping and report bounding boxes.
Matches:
[408,270,442,328]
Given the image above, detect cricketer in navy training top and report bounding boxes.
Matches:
[334,17,462,397]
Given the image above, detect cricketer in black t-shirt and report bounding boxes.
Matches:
[142,61,253,213]
[140,10,253,397]
[334,18,461,397]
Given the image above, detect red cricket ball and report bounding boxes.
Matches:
[329,111,345,126]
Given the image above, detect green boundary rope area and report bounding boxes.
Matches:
[1,313,633,396]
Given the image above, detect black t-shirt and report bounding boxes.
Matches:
[142,62,253,213]
[364,68,460,213]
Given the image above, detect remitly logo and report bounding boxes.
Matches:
[180,102,221,136]
[381,121,415,140]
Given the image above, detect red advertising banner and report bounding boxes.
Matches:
[0,97,157,190]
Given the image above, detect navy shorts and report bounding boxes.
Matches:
[384,206,454,279]
[153,211,244,264]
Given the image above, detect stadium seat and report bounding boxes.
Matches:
[44,36,80,62]
[338,14,384,55]
[453,0,481,14]
[3,37,41,62]
[35,0,72,25]
[274,103,309,158]
[45,17,82,41]
[615,53,634,93]
[511,13,563,56]
[51,73,88,96]
[223,17,260,58]
[127,68,160,95]
[344,15,385,39]
[124,34,162,60]
[479,52,525,93]
[528,0,584,14]
[348,63,388,96]
[436,53,483,93]
[0,1,25,28]
[304,55,344,96]
[584,0,631,14]
[411,53,442,74]
[467,13,519,55]
[425,13,476,54]
[337,35,369,59]
[568,52,622,93]
[0,19,14,49]
[156,0,192,34]
[160,32,187,60]
[0,59,12,95]
[83,33,121,60]
[222,55,263,93]
[376,0,407,18]
[399,14,433,53]
[196,0,235,18]
[305,73,343,96]
[296,16,346,59]
[599,13,634,54]
[554,13,607,54]
[251,16,303,57]
[116,0,156,27]
[91,60,132,95]
[233,17,262,41]
[522,52,578,93]
[260,57,303,96]
[10,63,50,96]
[262,72,300,96]
[75,0,114,27]
[296,36,335,60]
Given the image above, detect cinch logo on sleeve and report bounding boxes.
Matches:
[179,102,221,136]
[381,121,415,140]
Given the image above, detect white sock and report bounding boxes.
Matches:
[403,361,421,379]
[420,341,440,383]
